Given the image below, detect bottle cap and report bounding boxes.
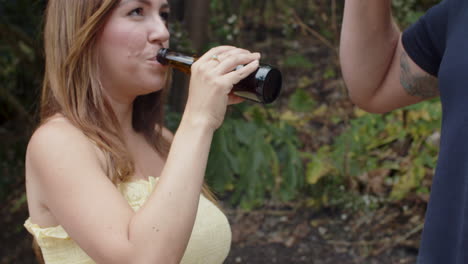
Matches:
[258,66,282,104]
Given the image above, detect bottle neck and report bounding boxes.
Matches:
[157,49,196,74]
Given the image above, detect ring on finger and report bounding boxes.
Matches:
[211,54,221,63]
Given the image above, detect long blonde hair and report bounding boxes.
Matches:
[41,0,219,197]
[41,0,170,183]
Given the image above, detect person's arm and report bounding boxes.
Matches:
[340,0,438,113]
[28,117,213,264]
[27,46,260,264]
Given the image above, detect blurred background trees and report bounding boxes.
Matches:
[0,0,442,216]
[1,0,441,262]
[0,0,443,211]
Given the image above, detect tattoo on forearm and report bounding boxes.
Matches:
[400,51,439,98]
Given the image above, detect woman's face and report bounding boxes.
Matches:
[97,0,170,101]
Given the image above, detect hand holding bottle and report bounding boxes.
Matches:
[182,46,261,131]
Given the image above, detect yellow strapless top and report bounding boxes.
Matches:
[24,176,232,264]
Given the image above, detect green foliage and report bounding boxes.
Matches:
[166,104,304,210]
[206,105,304,209]
[0,0,45,200]
[323,66,337,79]
[168,21,195,53]
[208,0,315,46]
[282,54,315,70]
[0,0,44,123]
[392,0,442,28]
[0,132,27,200]
[303,100,441,209]
[0,0,447,213]
[288,88,317,113]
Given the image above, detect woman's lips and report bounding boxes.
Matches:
[146,58,168,70]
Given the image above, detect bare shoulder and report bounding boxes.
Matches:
[30,115,85,144]
[26,115,108,225]
[28,116,94,159]
[26,115,104,181]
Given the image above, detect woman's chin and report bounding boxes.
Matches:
[137,85,165,95]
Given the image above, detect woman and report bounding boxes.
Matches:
[23,0,260,263]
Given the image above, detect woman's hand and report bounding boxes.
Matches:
[183,46,261,131]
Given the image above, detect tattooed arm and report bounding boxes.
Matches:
[400,50,439,98]
[340,0,438,113]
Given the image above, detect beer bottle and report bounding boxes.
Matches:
[156,48,282,104]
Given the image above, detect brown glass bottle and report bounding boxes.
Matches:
[156,48,282,104]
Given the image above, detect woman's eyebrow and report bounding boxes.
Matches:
[119,0,150,7]
[119,0,169,8]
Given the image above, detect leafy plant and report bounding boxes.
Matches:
[303,100,441,209]
[205,105,304,209]
[0,0,446,213]
[392,0,441,28]
[288,88,317,113]
[282,54,315,70]
[166,104,305,209]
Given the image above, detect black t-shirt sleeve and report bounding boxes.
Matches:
[402,1,449,77]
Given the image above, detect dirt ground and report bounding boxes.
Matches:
[223,201,421,264]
